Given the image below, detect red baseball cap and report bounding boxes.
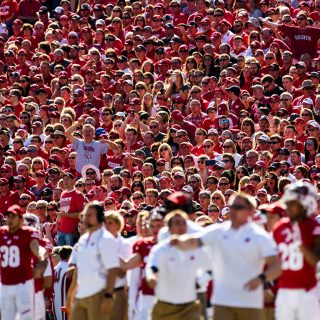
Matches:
[167,192,191,206]
[171,110,184,121]
[5,205,23,217]
[58,71,68,78]
[121,187,132,197]
[1,164,12,171]
[0,178,8,184]
[36,170,46,177]
[293,117,304,124]
[127,209,139,217]
[259,202,286,217]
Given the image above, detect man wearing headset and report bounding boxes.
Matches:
[67,202,119,320]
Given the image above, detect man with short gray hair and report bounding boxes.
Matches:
[280,92,293,109]
[186,99,207,127]
[65,121,109,173]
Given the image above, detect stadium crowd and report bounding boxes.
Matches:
[0,0,320,319]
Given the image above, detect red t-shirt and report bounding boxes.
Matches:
[0,0,18,20]
[132,237,156,296]
[201,118,219,131]
[278,24,320,59]
[86,97,104,110]
[273,217,320,290]
[191,145,204,156]
[103,155,124,170]
[17,0,41,18]
[15,63,30,76]
[58,189,85,234]
[0,190,13,214]
[0,226,39,285]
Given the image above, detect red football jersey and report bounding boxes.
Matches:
[273,217,320,290]
[133,237,156,296]
[0,226,39,285]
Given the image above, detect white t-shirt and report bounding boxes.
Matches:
[71,228,119,298]
[71,138,108,173]
[146,240,210,304]
[200,221,277,308]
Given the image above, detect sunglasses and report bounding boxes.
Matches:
[230,204,250,210]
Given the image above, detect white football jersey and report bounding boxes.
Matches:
[53,261,69,320]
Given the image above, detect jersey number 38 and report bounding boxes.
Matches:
[0,245,20,268]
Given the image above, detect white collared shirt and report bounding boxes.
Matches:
[146,240,210,304]
[200,221,277,308]
[70,227,119,299]
[114,234,132,288]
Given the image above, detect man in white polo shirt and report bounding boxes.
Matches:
[146,210,211,320]
[105,211,132,320]
[67,202,119,320]
[172,193,281,320]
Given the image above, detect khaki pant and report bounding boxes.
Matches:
[262,307,275,320]
[213,305,263,320]
[110,288,128,320]
[152,299,201,320]
[70,290,110,320]
[197,292,208,320]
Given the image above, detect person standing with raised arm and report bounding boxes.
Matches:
[171,193,281,320]
[65,119,117,174]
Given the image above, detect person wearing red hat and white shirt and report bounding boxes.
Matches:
[0,205,47,320]
[157,192,203,242]
[146,211,211,320]
[217,19,234,44]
